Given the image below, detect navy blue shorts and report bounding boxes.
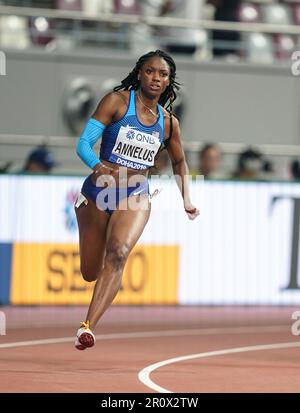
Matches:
[81,174,149,216]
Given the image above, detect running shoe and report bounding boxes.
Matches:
[75,321,95,350]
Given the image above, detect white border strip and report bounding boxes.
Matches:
[138,341,300,393]
[0,325,288,349]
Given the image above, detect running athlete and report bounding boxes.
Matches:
[74,50,199,350]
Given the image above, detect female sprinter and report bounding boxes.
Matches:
[74,50,199,350]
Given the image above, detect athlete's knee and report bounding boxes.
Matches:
[105,239,130,271]
[80,264,98,282]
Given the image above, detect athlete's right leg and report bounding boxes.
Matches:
[74,193,111,349]
[75,193,110,282]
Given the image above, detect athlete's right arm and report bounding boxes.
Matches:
[76,92,122,170]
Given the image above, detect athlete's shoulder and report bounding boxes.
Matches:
[100,90,130,106]
[92,90,130,121]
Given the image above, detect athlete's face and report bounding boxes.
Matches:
[139,57,170,97]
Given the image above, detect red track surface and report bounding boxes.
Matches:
[0,306,299,393]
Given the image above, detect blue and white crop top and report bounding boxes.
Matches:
[76,90,166,171]
[100,90,165,170]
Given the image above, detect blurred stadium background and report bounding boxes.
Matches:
[1,0,300,329]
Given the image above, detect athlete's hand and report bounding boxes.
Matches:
[184,202,200,221]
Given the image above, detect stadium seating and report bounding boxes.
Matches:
[55,0,82,11]
[244,32,274,63]
[0,15,30,48]
[291,3,300,25]
[0,0,299,61]
[238,3,260,23]
[238,1,297,62]
[114,0,139,15]
[29,16,54,46]
[260,3,293,25]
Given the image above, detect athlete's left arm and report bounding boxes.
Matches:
[167,117,200,220]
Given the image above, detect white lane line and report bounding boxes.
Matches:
[138,341,300,393]
[0,324,288,349]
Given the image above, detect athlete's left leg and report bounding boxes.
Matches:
[82,194,151,335]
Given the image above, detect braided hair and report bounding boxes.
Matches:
[113,50,180,117]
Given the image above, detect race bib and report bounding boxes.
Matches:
[109,126,161,170]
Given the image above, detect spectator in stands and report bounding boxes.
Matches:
[23,146,57,173]
[290,160,300,181]
[0,161,12,174]
[197,143,223,179]
[208,0,241,58]
[232,147,273,180]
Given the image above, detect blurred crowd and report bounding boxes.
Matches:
[1,143,300,182]
[191,144,274,181]
[151,143,300,182]
[0,146,57,174]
